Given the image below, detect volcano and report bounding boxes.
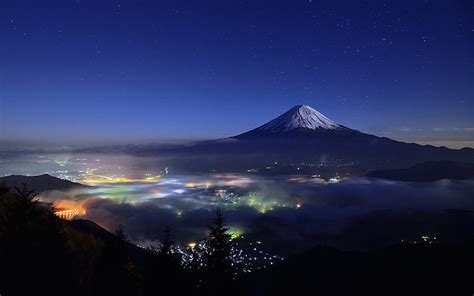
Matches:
[235,104,354,138]
[88,104,474,174]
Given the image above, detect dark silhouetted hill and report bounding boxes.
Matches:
[367,161,474,181]
[237,240,474,296]
[68,219,147,267]
[0,174,86,193]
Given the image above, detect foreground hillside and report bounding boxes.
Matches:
[1,181,473,295]
[238,242,474,295]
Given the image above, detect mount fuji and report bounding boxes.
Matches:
[234,104,354,138]
[162,104,474,173]
[85,104,474,174]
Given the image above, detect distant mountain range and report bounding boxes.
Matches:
[367,161,474,182]
[0,174,85,193]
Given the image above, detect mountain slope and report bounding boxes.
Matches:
[182,104,470,161]
[238,241,474,295]
[68,219,147,266]
[0,174,86,193]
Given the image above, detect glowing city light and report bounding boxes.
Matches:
[82,175,161,185]
[228,227,245,240]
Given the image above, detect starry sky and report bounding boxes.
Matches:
[0,0,473,148]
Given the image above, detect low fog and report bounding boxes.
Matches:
[39,176,474,254]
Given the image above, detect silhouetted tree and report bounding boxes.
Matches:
[206,208,233,273]
[92,224,139,296]
[159,226,173,253]
[0,181,8,195]
[115,224,129,244]
[0,183,75,296]
[200,208,235,294]
[144,226,188,295]
[14,182,38,201]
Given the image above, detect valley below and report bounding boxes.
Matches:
[2,151,474,256]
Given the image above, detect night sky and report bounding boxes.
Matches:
[0,0,472,147]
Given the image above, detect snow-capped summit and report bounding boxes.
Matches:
[235,104,350,138]
[259,104,342,132]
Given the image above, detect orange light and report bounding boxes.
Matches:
[55,208,86,220]
[185,181,213,188]
[82,175,161,185]
[53,200,86,220]
[287,177,306,183]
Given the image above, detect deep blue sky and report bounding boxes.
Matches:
[0,0,473,147]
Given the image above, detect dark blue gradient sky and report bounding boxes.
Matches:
[0,0,472,147]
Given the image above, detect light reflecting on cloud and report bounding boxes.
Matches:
[4,152,474,252]
[37,173,474,252]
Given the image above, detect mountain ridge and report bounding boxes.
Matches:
[0,174,86,193]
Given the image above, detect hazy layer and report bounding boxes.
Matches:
[3,152,474,253]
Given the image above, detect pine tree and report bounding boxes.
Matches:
[115,224,129,244]
[93,224,139,296]
[206,208,233,274]
[198,209,236,294]
[159,226,174,255]
[14,182,38,201]
[144,226,186,295]
[206,209,233,279]
[156,225,182,266]
[0,183,74,296]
